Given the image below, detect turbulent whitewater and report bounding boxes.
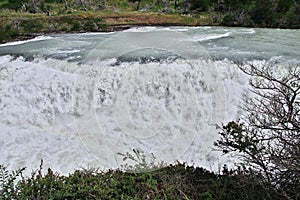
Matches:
[0,27,299,174]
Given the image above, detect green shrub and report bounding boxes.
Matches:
[0,23,19,43]
[20,19,44,32]
[190,0,211,11]
[71,21,80,31]
[83,18,104,31]
[0,161,278,200]
[0,165,25,200]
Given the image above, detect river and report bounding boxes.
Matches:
[0,26,299,174]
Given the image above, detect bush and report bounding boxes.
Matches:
[0,23,19,43]
[71,21,80,31]
[0,161,279,199]
[211,0,300,27]
[190,0,211,12]
[5,0,26,11]
[20,19,44,32]
[215,62,300,199]
[0,165,25,200]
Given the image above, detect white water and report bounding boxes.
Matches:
[0,26,299,175]
[0,36,53,47]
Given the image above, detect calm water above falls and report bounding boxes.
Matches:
[0,27,299,174]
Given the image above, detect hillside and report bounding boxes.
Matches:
[1,0,299,43]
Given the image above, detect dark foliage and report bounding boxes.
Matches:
[0,161,279,200]
[215,63,300,199]
[212,0,300,28]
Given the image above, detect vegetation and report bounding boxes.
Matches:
[1,0,299,43]
[215,62,300,199]
[0,0,211,43]
[0,161,279,200]
[211,0,300,28]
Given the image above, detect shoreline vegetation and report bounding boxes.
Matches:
[0,11,211,43]
[0,0,299,43]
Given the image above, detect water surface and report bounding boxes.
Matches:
[0,26,299,174]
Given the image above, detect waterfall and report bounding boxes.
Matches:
[0,26,299,174]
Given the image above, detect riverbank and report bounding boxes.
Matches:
[1,0,299,44]
[0,11,211,43]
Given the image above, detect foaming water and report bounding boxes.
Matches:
[0,56,247,174]
[192,32,231,41]
[0,36,53,47]
[0,26,299,174]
